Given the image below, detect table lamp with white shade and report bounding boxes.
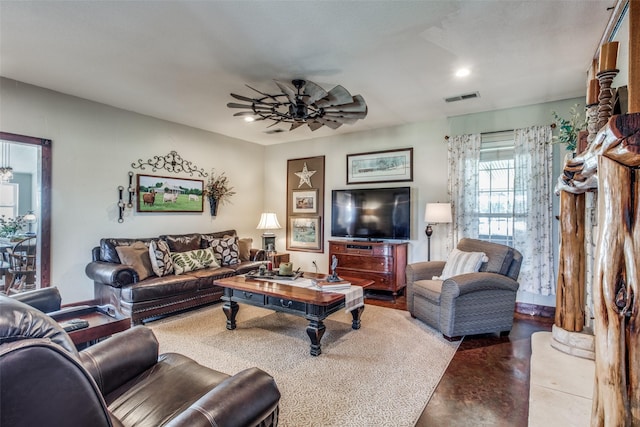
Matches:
[256,212,282,251]
[424,203,452,261]
[24,211,37,236]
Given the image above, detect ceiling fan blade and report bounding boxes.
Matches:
[266,119,284,128]
[322,115,358,125]
[233,111,256,116]
[274,80,298,104]
[246,84,288,104]
[307,121,324,131]
[314,85,353,108]
[290,121,305,131]
[303,80,329,105]
[324,110,367,120]
[230,93,256,103]
[245,84,270,97]
[227,102,253,109]
[323,95,367,113]
[231,93,279,106]
[227,102,272,110]
[316,118,342,130]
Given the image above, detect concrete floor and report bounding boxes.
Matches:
[365,292,558,427]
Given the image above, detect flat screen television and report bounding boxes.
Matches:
[331,187,411,240]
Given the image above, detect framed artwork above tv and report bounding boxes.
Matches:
[346,148,413,184]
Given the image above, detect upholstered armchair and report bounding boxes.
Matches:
[406,238,522,340]
[0,295,281,427]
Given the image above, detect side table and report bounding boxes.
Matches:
[49,305,130,349]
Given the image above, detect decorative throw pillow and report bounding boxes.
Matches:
[207,236,240,266]
[171,247,220,275]
[115,241,154,281]
[200,230,237,248]
[149,239,174,277]
[238,237,253,262]
[437,248,489,280]
[164,234,201,253]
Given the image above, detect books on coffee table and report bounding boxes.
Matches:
[314,280,351,291]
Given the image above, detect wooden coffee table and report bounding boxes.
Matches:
[214,272,373,356]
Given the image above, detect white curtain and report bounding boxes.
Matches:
[448,134,481,245]
[513,125,554,295]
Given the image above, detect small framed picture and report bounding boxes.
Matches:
[292,189,318,214]
[288,216,321,251]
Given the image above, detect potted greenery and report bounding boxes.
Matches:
[203,170,236,216]
[551,104,587,152]
[0,215,26,241]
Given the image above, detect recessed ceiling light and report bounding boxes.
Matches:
[455,68,471,78]
[244,117,255,122]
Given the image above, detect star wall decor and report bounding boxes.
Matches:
[295,162,316,188]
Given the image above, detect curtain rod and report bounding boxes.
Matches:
[444,123,556,141]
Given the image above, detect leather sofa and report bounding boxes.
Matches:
[86,230,266,325]
[0,295,281,427]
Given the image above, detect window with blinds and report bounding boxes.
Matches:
[478,131,515,246]
[0,183,19,219]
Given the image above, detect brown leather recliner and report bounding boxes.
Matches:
[0,295,281,427]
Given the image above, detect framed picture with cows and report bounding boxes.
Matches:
[136,174,204,213]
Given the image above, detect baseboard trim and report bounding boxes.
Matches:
[515,302,555,318]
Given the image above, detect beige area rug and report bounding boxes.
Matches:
[149,303,460,427]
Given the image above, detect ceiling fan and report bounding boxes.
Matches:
[227,79,367,132]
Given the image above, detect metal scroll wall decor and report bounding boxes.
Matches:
[131,150,208,177]
[117,151,208,223]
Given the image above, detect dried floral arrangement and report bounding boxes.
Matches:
[203,170,236,205]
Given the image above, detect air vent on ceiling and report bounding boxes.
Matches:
[444,92,480,103]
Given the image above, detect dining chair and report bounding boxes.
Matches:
[5,236,37,294]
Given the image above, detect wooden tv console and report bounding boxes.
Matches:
[328,240,408,299]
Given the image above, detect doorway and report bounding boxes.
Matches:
[0,132,51,290]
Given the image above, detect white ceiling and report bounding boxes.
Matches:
[0,1,614,145]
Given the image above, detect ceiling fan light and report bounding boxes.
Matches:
[455,67,471,78]
[244,116,255,122]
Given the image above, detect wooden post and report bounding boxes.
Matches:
[555,191,586,331]
[591,155,639,426]
[630,0,640,113]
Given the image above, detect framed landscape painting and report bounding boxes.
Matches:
[288,216,321,250]
[346,148,413,184]
[292,189,318,214]
[136,174,204,213]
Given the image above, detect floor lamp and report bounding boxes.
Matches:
[424,203,452,261]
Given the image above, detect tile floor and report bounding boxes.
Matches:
[528,332,594,427]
